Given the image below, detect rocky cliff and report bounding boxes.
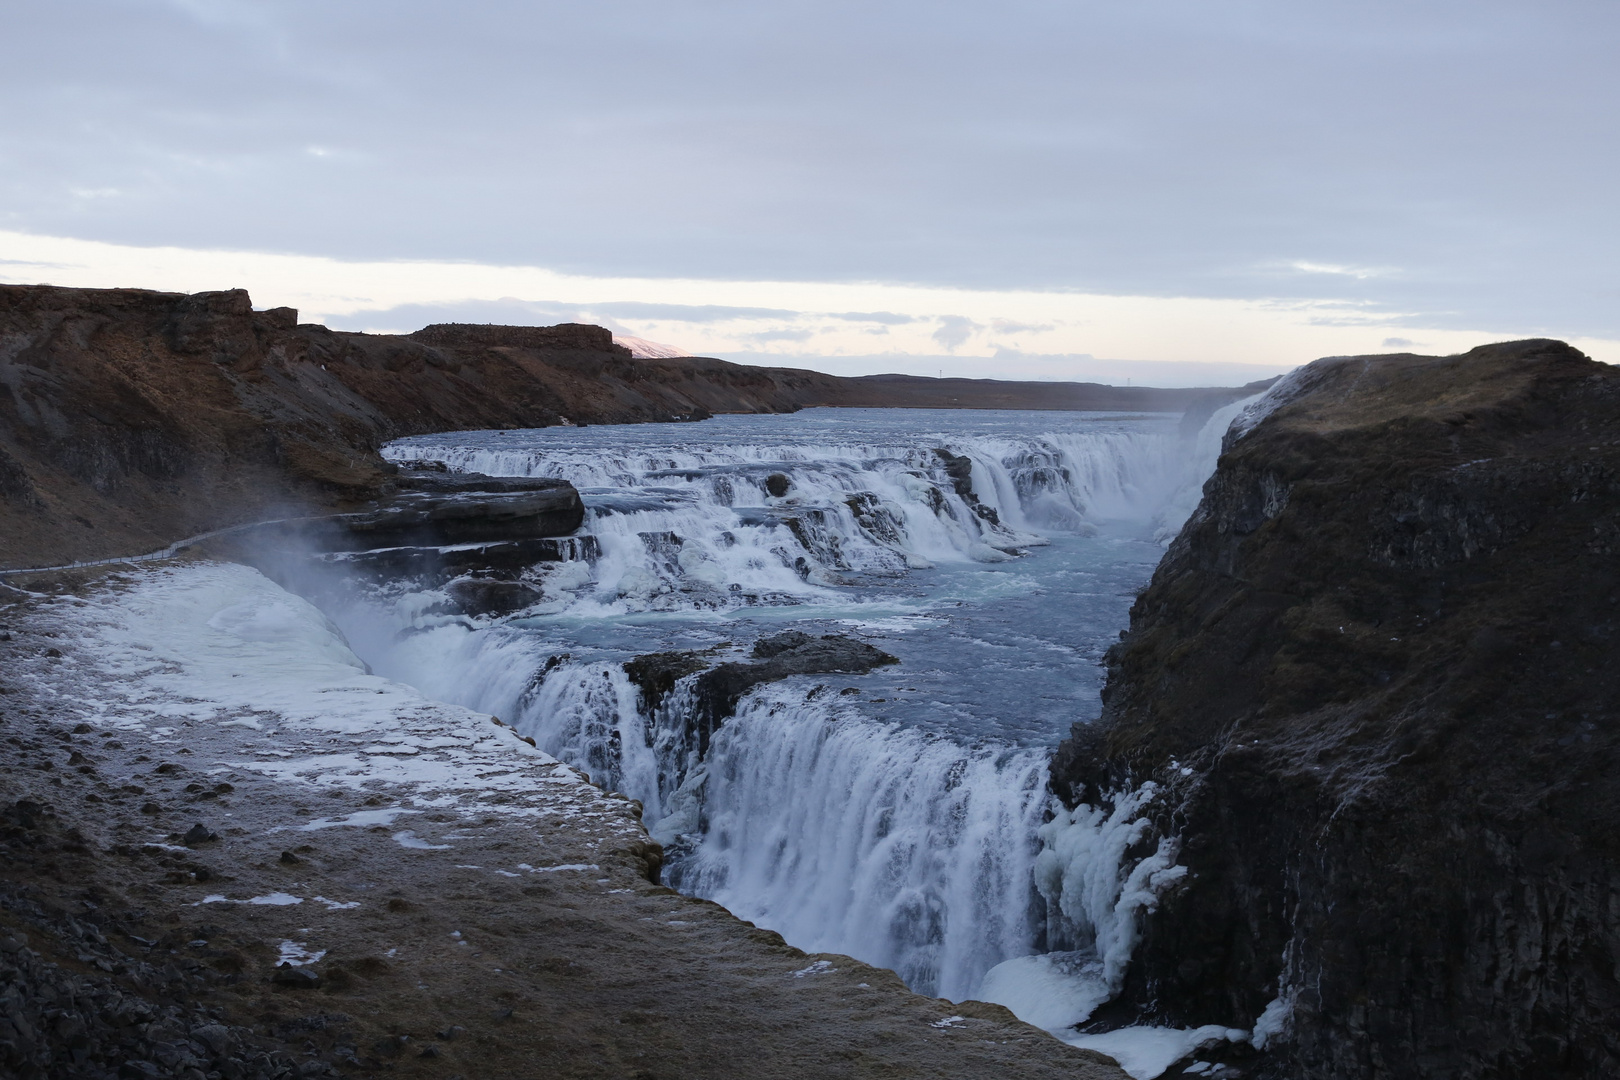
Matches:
[0,286,814,570]
[1052,340,1620,1078]
[0,284,1256,572]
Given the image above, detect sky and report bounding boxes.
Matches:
[3,1,1617,385]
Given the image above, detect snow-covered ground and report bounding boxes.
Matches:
[12,559,651,861]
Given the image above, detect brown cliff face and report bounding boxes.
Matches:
[1052,340,1620,1078]
[0,287,812,570]
[0,285,1253,572]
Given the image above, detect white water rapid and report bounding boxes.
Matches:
[317,405,1246,1041]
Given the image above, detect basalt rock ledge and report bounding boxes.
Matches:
[1052,340,1620,1079]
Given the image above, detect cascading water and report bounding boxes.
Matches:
[672,684,1053,1000]
[322,405,1248,1022]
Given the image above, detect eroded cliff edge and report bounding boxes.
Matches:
[1052,339,1620,1078]
[0,283,1258,571]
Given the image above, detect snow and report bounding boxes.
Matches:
[194,893,304,906]
[32,562,646,840]
[1032,783,1187,994]
[975,952,1111,1033]
[1064,1024,1247,1080]
[278,940,328,966]
[299,808,418,830]
[313,897,361,910]
[1249,993,1292,1050]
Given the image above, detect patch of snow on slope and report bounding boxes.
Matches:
[36,561,646,834]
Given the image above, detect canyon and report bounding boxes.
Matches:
[4,283,1617,1080]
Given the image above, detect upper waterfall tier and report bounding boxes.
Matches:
[380,407,1241,619]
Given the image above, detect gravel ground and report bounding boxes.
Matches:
[0,560,1127,1080]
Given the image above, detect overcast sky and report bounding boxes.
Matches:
[3,1,1617,382]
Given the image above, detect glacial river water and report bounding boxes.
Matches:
[318,404,1253,1070]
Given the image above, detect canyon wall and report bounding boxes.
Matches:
[0,284,1251,571]
[1053,340,1620,1078]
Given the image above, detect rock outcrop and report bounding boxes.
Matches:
[1051,340,1620,1078]
[628,630,900,756]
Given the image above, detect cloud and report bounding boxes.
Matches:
[747,328,816,343]
[1289,261,1394,281]
[589,301,800,322]
[4,2,1617,339]
[333,297,596,331]
[932,315,982,351]
[1381,336,1419,348]
[990,318,1054,335]
[334,297,606,334]
[324,296,808,335]
[826,311,916,325]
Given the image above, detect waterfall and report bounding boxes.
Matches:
[381,417,1211,615]
[323,407,1255,1022]
[667,684,1052,1000]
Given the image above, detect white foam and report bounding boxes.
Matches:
[381,417,1226,616]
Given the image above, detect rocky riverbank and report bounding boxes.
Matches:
[1,560,1129,1080]
[1051,340,1620,1078]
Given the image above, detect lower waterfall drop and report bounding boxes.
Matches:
[667,684,1052,1000]
[320,403,1259,1040]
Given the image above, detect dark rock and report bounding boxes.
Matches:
[932,449,999,524]
[1052,340,1620,1080]
[320,534,599,583]
[182,824,217,846]
[687,634,898,754]
[271,964,320,989]
[279,851,300,864]
[624,651,712,711]
[750,630,813,658]
[444,578,544,616]
[933,448,975,497]
[192,1024,230,1055]
[765,473,792,498]
[301,479,586,551]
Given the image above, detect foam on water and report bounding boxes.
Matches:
[329,406,1253,1023]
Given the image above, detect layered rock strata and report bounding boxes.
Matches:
[1052,340,1620,1078]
